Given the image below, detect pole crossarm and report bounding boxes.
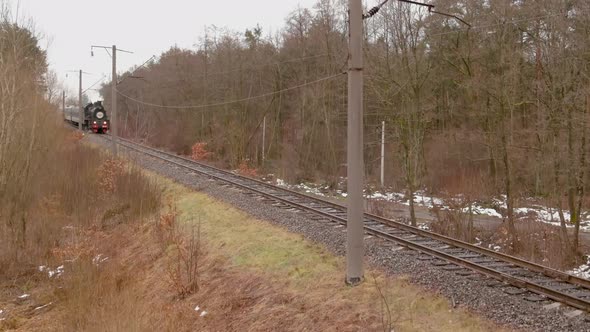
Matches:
[67,70,93,75]
[363,0,471,27]
[91,45,134,57]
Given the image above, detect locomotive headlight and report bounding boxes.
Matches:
[93,121,97,124]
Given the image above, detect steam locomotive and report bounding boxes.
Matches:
[64,101,110,134]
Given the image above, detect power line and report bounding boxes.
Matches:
[364,0,470,26]
[82,75,106,94]
[427,12,566,38]
[201,53,331,78]
[127,53,332,82]
[115,71,346,111]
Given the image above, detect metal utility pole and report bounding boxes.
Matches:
[112,45,118,156]
[346,0,364,286]
[262,116,266,162]
[381,121,385,188]
[62,91,65,114]
[79,70,83,130]
[67,70,91,129]
[91,45,133,156]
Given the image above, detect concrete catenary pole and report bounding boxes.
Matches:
[112,45,118,155]
[78,69,83,130]
[262,115,266,162]
[381,121,385,187]
[346,0,364,285]
[62,91,65,114]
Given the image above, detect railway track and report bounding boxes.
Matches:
[107,135,590,313]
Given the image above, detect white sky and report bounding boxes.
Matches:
[11,0,320,101]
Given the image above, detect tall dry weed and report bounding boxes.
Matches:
[156,205,201,298]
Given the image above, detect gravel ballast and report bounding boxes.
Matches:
[89,135,590,331]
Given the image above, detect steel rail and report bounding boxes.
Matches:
[110,136,590,312]
[115,137,590,289]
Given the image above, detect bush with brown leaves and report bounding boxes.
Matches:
[98,159,126,195]
[190,142,212,161]
[237,161,258,177]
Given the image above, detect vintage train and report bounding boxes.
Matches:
[64,101,110,134]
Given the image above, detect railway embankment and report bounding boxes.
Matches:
[86,134,590,331]
[0,160,506,331]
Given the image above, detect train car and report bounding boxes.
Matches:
[63,101,110,134]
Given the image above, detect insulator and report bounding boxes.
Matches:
[367,7,379,17]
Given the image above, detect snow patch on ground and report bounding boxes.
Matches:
[569,257,590,280]
[294,183,327,197]
[417,223,430,231]
[38,265,64,279]
[272,178,590,235]
[273,178,327,197]
[469,206,502,218]
[275,178,287,187]
[488,244,502,252]
[34,302,53,311]
[194,305,208,317]
[92,254,109,266]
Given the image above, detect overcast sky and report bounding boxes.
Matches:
[11,0,321,101]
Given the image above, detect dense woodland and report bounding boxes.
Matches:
[99,0,590,253]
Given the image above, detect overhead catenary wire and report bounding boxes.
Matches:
[117,55,157,85]
[192,53,332,80]
[127,53,332,81]
[115,71,346,111]
[82,75,106,94]
[427,12,567,38]
[364,0,471,27]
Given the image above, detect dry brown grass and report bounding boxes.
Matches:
[156,205,201,298]
[0,174,510,331]
[0,140,509,332]
[156,177,509,332]
[0,132,162,331]
[0,139,161,275]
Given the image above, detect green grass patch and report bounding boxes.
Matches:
[168,183,340,286]
[152,174,510,332]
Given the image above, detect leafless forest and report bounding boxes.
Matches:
[3,0,590,329]
[100,0,590,261]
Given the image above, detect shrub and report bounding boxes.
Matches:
[237,161,258,177]
[156,205,200,298]
[190,142,212,161]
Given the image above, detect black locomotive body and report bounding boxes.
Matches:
[64,101,110,134]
